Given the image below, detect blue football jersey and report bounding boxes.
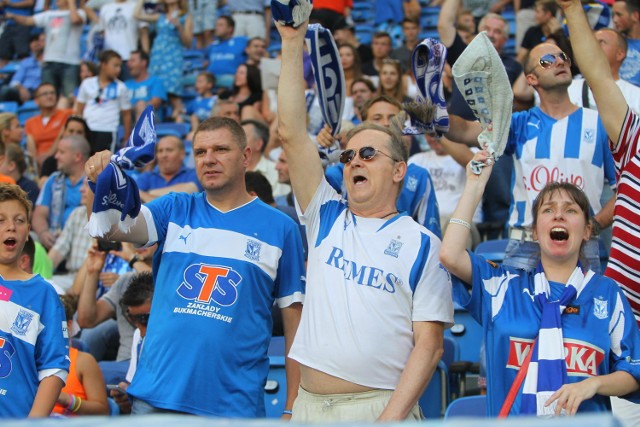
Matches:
[505,107,616,229]
[126,193,305,417]
[0,276,69,418]
[453,252,640,416]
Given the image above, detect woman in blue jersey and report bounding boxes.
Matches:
[440,150,640,417]
[0,185,69,418]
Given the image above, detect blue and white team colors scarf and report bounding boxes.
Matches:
[271,0,313,27]
[88,106,157,237]
[520,263,593,416]
[403,39,449,137]
[305,23,346,136]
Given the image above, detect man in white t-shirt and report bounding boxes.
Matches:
[6,0,86,107]
[99,0,143,81]
[241,119,290,198]
[277,20,454,422]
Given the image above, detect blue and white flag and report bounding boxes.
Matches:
[87,106,157,237]
[306,23,346,136]
[271,0,313,27]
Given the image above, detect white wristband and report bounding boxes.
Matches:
[449,218,471,230]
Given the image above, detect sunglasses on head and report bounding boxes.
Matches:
[339,146,399,164]
[537,52,571,70]
[127,311,150,326]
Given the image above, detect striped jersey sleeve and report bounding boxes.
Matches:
[605,108,640,327]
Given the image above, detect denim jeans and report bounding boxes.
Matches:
[502,237,601,274]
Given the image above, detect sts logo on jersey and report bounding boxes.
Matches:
[177,263,242,307]
[0,337,16,378]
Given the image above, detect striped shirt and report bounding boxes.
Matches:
[506,107,617,229]
[604,108,640,326]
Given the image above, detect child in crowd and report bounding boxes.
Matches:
[52,295,109,416]
[180,71,217,136]
[0,184,69,418]
[74,50,132,154]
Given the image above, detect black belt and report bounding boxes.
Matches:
[234,10,262,15]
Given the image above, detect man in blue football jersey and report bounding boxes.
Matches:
[84,117,305,417]
[447,42,616,273]
[276,20,454,422]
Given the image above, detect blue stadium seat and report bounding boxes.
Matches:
[264,355,287,418]
[17,100,39,124]
[444,395,487,419]
[419,360,449,418]
[474,238,509,264]
[0,101,18,114]
[421,7,441,29]
[419,30,441,41]
[355,24,375,45]
[156,122,191,139]
[351,2,374,23]
[445,309,483,363]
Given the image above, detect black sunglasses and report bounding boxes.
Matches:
[127,311,150,326]
[339,146,399,164]
[537,52,571,70]
[94,87,104,104]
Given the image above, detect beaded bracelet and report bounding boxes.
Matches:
[449,218,471,230]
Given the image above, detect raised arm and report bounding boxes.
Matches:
[445,114,483,147]
[560,0,627,141]
[439,150,493,284]
[84,151,150,244]
[276,21,325,212]
[437,0,461,47]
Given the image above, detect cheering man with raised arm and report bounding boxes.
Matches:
[276,19,453,422]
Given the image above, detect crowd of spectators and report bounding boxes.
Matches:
[1,0,640,420]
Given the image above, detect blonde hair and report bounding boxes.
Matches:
[0,113,17,144]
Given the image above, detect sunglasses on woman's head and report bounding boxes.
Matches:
[339,146,399,164]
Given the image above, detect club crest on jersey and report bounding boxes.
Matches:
[10,309,33,336]
[593,297,608,319]
[177,263,242,306]
[583,128,595,144]
[384,239,403,258]
[244,239,262,261]
[406,175,418,192]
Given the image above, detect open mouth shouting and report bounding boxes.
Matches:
[550,227,569,241]
[353,174,368,185]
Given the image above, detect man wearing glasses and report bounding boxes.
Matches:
[276,19,454,422]
[447,42,616,273]
[108,272,154,415]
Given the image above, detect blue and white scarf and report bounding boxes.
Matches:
[520,263,594,416]
[402,38,449,137]
[271,0,313,27]
[87,106,157,237]
[305,23,346,136]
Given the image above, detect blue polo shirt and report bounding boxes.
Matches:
[125,75,168,104]
[10,55,41,91]
[135,166,202,192]
[36,172,84,230]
